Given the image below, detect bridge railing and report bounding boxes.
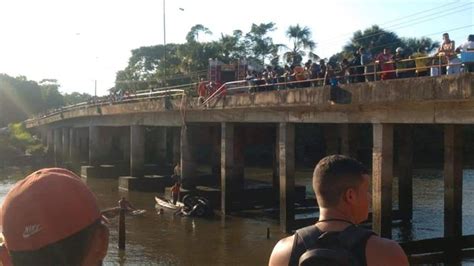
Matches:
[28,52,473,121]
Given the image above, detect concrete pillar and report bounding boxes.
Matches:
[130,125,145,178]
[340,124,358,158]
[211,125,221,178]
[180,126,197,186]
[69,128,80,163]
[172,128,180,165]
[53,128,63,165]
[372,123,393,239]
[279,122,295,233]
[272,125,280,190]
[233,126,245,186]
[323,124,339,155]
[47,129,54,156]
[398,125,413,221]
[89,126,100,166]
[62,127,70,162]
[221,122,234,215]
[156,127,167,164]
[444,124,463,238]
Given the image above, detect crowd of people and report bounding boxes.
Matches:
[197,33,473,99]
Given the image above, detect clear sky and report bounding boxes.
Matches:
[0,0,472,96]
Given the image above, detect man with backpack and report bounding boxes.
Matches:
[269,155,408,266]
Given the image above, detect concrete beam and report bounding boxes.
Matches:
[279,122,295,233]
[130,125,145,178]
[372,123,394,238]
[69,128,80,163]
[444,124,463,238]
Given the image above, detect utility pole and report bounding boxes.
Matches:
[94,80,97,97]
[163,0,166,87]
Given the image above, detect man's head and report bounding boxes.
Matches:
[1,168,109,266]
[468,34,474,42]
[313,155,370,223]
[443,33,450,42]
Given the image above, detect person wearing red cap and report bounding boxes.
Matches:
[0,168,109,266]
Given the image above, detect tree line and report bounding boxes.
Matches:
[114,24,438,92]
[0,74,91,127]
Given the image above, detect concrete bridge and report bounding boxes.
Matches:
[26,73,474,259]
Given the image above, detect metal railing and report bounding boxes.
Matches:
[28,52,474,121]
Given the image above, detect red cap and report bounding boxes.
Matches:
[0,168,101,251]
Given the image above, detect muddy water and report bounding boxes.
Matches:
[1,167,474,265]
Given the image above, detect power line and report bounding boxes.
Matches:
[318,1,463,43]
[318,3,472,48]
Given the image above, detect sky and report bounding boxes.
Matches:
[0,0,472,96]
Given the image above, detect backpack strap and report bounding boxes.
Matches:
[289,226,323,266]
[338,225,375,250]
[296,225,323,250]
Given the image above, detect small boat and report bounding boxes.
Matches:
[129,209,147,216]
[155,196,184,210]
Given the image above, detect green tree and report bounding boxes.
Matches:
[186,24,212,43]
[400,37,439,54]
[39,79,64,109]
[63,92,92,105]
[245,22,280,65]
[283,24,317,65]
[343,25,402,57]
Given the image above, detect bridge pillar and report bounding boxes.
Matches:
[180,125,197,187]
[88,126,101,166]
[398,125,413,221]
[53,128,63,165]
[273,125,280,191]
[211,125,221,178]
[279,122,295,233]
[221,122,234,215]
[172,127,180,165]
[372,123,394,239]
[444,125,463,239]
[340,124,358,158]
[323,124,339,155]
[46,129,54,157]
[62,127,70,162]
[130,125,145,178]
[155,127,167,166]
[69,128,80,163]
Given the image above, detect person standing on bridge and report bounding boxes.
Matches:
[269,155,408,266]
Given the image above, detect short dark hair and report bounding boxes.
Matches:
[313,155,369,208]
[9,220,101,266]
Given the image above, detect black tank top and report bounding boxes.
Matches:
[288,224,375,266]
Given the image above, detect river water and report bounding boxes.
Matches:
[1,166,474,265]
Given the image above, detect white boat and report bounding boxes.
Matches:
[155,196,184,210]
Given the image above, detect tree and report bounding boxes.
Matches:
[283,24,317,65]
[218,30,247,63]
[343,25,402,57]
[63,92,92,105]
[400,37,439,55]
[186,24,212,43]
[245,22,280,66]
[39,79,64,109]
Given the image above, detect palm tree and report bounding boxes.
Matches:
[284,24,317,65]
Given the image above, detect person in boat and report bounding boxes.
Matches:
[118,197,136,212]
[171,181,181,205]
[172,162,181,184]
[0,168,109,266]
[269,155,408,266]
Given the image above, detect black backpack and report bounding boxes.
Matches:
[292,225,375,266]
